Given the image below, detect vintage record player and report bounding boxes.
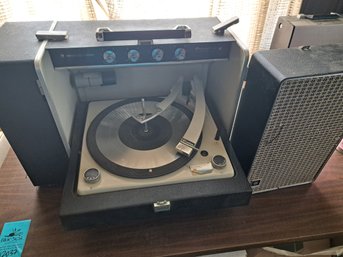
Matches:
[0,17,251,228]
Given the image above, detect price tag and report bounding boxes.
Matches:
[0,220,31,257]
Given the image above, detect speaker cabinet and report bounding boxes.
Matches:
[270,16,343,49]
[0,22,69,186]
[231,44,343,193]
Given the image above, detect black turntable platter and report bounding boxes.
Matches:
[86,97,201,179]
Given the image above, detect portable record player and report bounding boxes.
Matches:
[0,17,251,229]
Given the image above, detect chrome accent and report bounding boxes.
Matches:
[95,27,111,42]
[153,200,171,212]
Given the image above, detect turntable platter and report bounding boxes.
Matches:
[87,98,199,179]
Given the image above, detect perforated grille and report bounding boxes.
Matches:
[249,73,343,193]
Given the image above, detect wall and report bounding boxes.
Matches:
[0,131,10,168]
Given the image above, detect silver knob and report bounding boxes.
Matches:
[211,155,227,169]
[103,50,116,64]
[174,48,186,61]
[84,168,101,184]
[128,49,140,62]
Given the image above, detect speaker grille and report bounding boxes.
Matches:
[249,73,343,193]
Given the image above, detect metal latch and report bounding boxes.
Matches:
[35,30,68,41]
[212,16,239,35]
[153,200,171,213]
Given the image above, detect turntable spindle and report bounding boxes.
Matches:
[141,98,149,133]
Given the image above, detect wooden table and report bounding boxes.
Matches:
[0,149,342,257]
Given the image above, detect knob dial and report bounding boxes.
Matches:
[174,48,186,61]
[128,49,140,62]
[211,155,227,169]
[103,50,116,64]
[152,48,164,62]
[84,168,101,184]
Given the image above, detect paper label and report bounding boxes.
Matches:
[0,220,31,257]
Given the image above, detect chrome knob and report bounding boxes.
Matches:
[174,47,186,61]
[128,49,140,62]
[211,155,227,169]
[103,50,116,64]
[152,48,164,62]
[84,168,101,184]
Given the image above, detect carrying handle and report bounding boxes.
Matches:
[96,25,191,42]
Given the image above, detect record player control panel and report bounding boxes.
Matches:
[48,42,230,68]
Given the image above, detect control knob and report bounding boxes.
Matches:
[128,49,140,62]
[174,47,186,61]
[103,50,116,64]
[84,168,101,184]
[152,48,164,62]
[211,155,227,169]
